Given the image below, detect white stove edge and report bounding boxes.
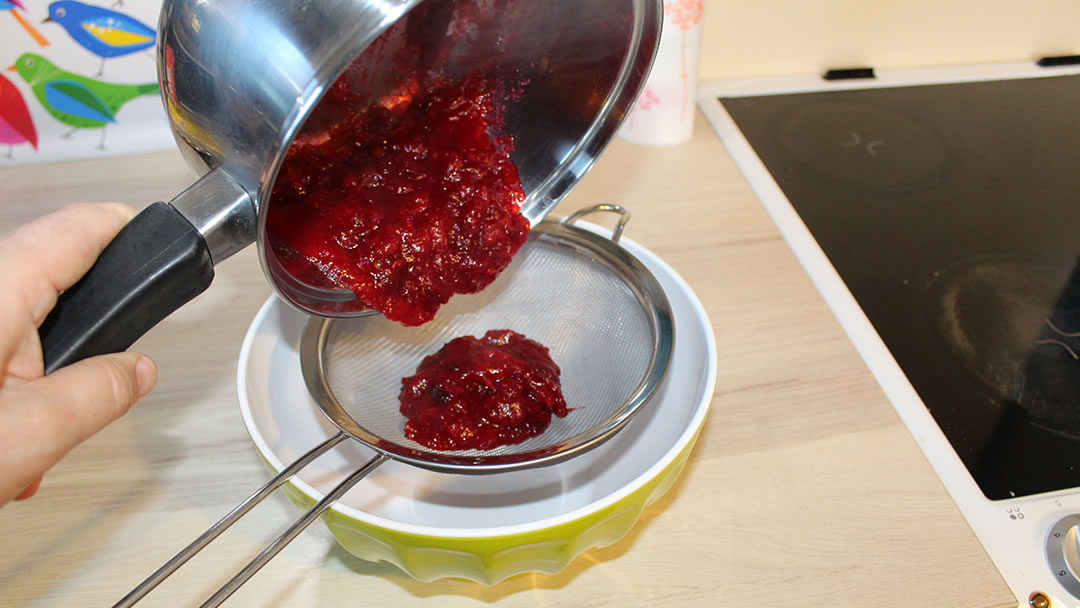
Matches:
[697,60,1080,608]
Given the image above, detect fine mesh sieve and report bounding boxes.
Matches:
[114,205,674,608]
[305,206,672,470]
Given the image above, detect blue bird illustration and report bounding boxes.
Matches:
[8,53,158,149]
[43,1,155,76]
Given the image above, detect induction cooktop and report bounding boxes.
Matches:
[698,59,1080,608]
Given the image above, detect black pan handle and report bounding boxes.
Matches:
[39,202,215,374]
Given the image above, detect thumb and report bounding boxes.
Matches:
[0,352,157,501]
[31,351,158,452]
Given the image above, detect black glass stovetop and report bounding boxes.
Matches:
[720,74,1080,500]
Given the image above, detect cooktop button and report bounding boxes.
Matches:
[1046,514,1080,598]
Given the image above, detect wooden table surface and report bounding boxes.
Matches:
[0,114,1017,607]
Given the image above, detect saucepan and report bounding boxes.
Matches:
[38,0,661,373]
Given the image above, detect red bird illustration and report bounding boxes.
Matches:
[0,72,38,158]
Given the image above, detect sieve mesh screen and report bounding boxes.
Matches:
[313,230,658,460]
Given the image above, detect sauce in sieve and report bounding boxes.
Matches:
[399,329,569,451]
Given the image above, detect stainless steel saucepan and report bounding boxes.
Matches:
[39,0,661,372]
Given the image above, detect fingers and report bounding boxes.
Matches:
[0,202,135,378]
[0,352,156,505]
[1,202,135,323]
[0,204,150,506]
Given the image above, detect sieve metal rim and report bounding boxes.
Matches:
[299,206,675,475]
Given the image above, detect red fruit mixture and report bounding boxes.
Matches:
[266,75,530,326]
[399,330,569,451]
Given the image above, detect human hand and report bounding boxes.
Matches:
[0,203,158,506]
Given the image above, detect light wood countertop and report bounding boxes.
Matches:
[0,113,1016,607]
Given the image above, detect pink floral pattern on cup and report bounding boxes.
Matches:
[620,0,703,146]
[665,0,704,121]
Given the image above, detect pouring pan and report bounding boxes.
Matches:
[38,0,661,373]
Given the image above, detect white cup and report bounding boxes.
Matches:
[619,0,704,146]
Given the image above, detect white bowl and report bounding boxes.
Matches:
[237,227,716,584]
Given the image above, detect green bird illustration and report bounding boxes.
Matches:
[6,52,158,149]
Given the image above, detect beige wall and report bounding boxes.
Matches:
[700,0,1080,80]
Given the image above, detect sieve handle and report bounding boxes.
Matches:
[112,433,356,608]
[201,452,391,607]
[561,203,630,242]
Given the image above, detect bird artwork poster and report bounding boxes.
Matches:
[0,0,173,166]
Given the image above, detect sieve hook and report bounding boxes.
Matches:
[562,204,630,242]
